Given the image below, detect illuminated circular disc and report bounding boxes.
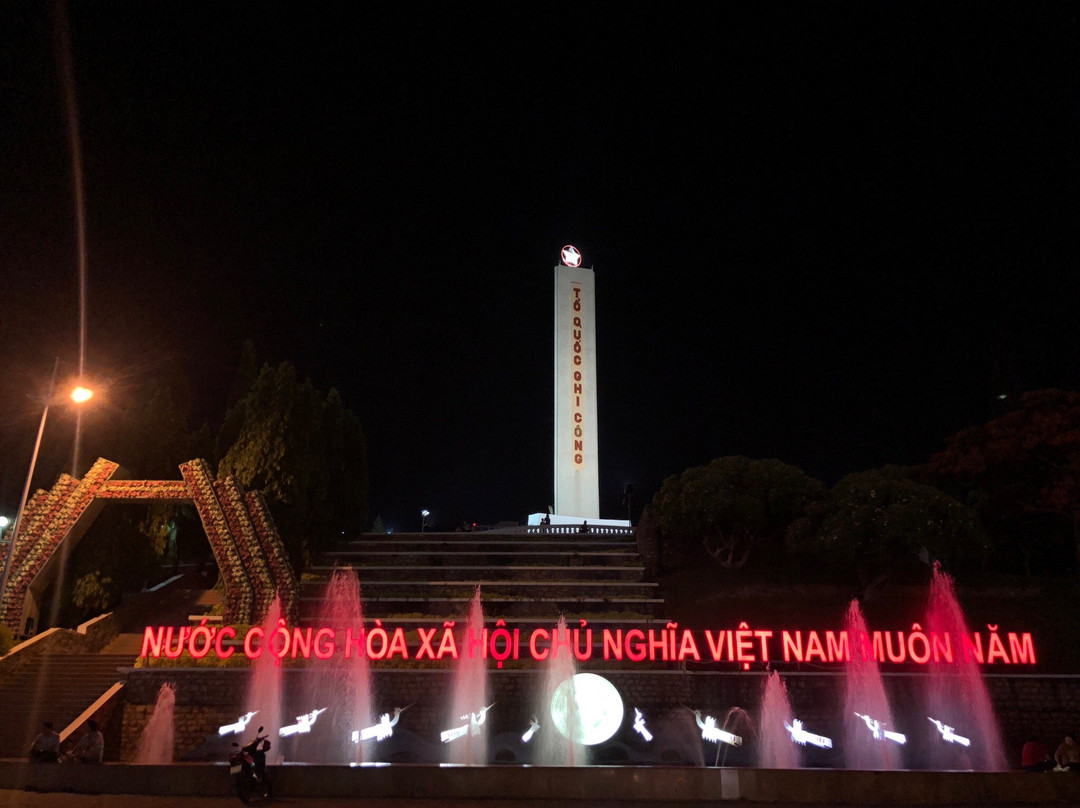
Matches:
[549,673,624,746]
[560,245,582,267]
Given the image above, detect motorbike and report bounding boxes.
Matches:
[229,725,273,803]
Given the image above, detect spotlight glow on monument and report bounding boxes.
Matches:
[550,673,623,746]
[785,719,833,749]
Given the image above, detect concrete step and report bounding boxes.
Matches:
[300,594,664,619]
[329,538,635,553]
[305,564,645,583]
[0,654,131,757]
[300,579,659,600]
[321,550,642,566]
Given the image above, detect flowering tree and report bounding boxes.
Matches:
[927,389,1080,574]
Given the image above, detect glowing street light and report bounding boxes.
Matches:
[0,517,10,530]
[420,509,431,532]
[0,360,96,622]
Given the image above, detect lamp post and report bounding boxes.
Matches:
[420,509,430,533]
[0,360,93,623]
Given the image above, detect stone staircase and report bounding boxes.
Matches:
[304,529,664,625]
[0,652,133,758]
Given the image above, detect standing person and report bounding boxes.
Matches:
[69,719,104,763]
[1055,734,1080,770]
[29,721,60,762]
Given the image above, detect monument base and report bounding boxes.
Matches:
[527,513,630,527]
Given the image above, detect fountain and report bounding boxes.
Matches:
[302,566,372,763]
[924,562,1007,771]
[445,586,488,764]
[758,670,799,768]
[243,594,284,760]
[843,599,902,770]
[536,615,587,765]
[135,682,176,764]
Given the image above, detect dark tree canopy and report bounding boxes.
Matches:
[651,456,824,570]
[786,466,988,595]
[217,360,368,568]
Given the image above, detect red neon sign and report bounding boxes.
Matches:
[140,618,1037,668]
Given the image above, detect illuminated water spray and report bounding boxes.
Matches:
[844,599,902,769]
[446,586,488,764]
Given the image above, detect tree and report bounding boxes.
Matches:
[651,456,824,570]
[786,466,988,597]
[926,389,1080,575]
[218,361,369,568]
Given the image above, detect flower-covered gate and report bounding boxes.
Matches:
[0,457,298,636]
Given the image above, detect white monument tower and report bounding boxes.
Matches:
[529,245,628,528]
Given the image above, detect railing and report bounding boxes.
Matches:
[520,524,635,536]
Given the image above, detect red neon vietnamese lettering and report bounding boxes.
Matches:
[907,625,930,664]
[142,626,165,658]
[625,629,646,662]
[530,628,550,661]
[825,631,848,663]
[467,628,488,660]
[704,630,726,661]
[735,623,754,666]
[962,633,984,664]
[1009,632,1035,664]
[574,623,592,662]
[416,627,437,659]
[883,632,906,663]
[755,630,773,662]
[387,627,409,659]
[678,630,701,661]
[782,631,803,662]
[291,627,313,659]
[437,624,458,659]
[188,621,214,659]
[164,626,188,659]
[986,626,1009,664]
[552,625,573,659]
[603,629,622,660]
[244,627,264,659]
[805,631,827,663]
[932,632,953,663]
[648,629,667,661]
[313,628,334,660]
[215,625,236,659]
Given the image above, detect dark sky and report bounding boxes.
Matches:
[1,2,1078,532]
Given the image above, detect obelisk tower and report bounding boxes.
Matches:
[553,245,600,518]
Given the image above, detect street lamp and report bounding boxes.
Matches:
[420,509,431,533]
[0,360,94,625]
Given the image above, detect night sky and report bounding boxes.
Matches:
[1,3,1078,532]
